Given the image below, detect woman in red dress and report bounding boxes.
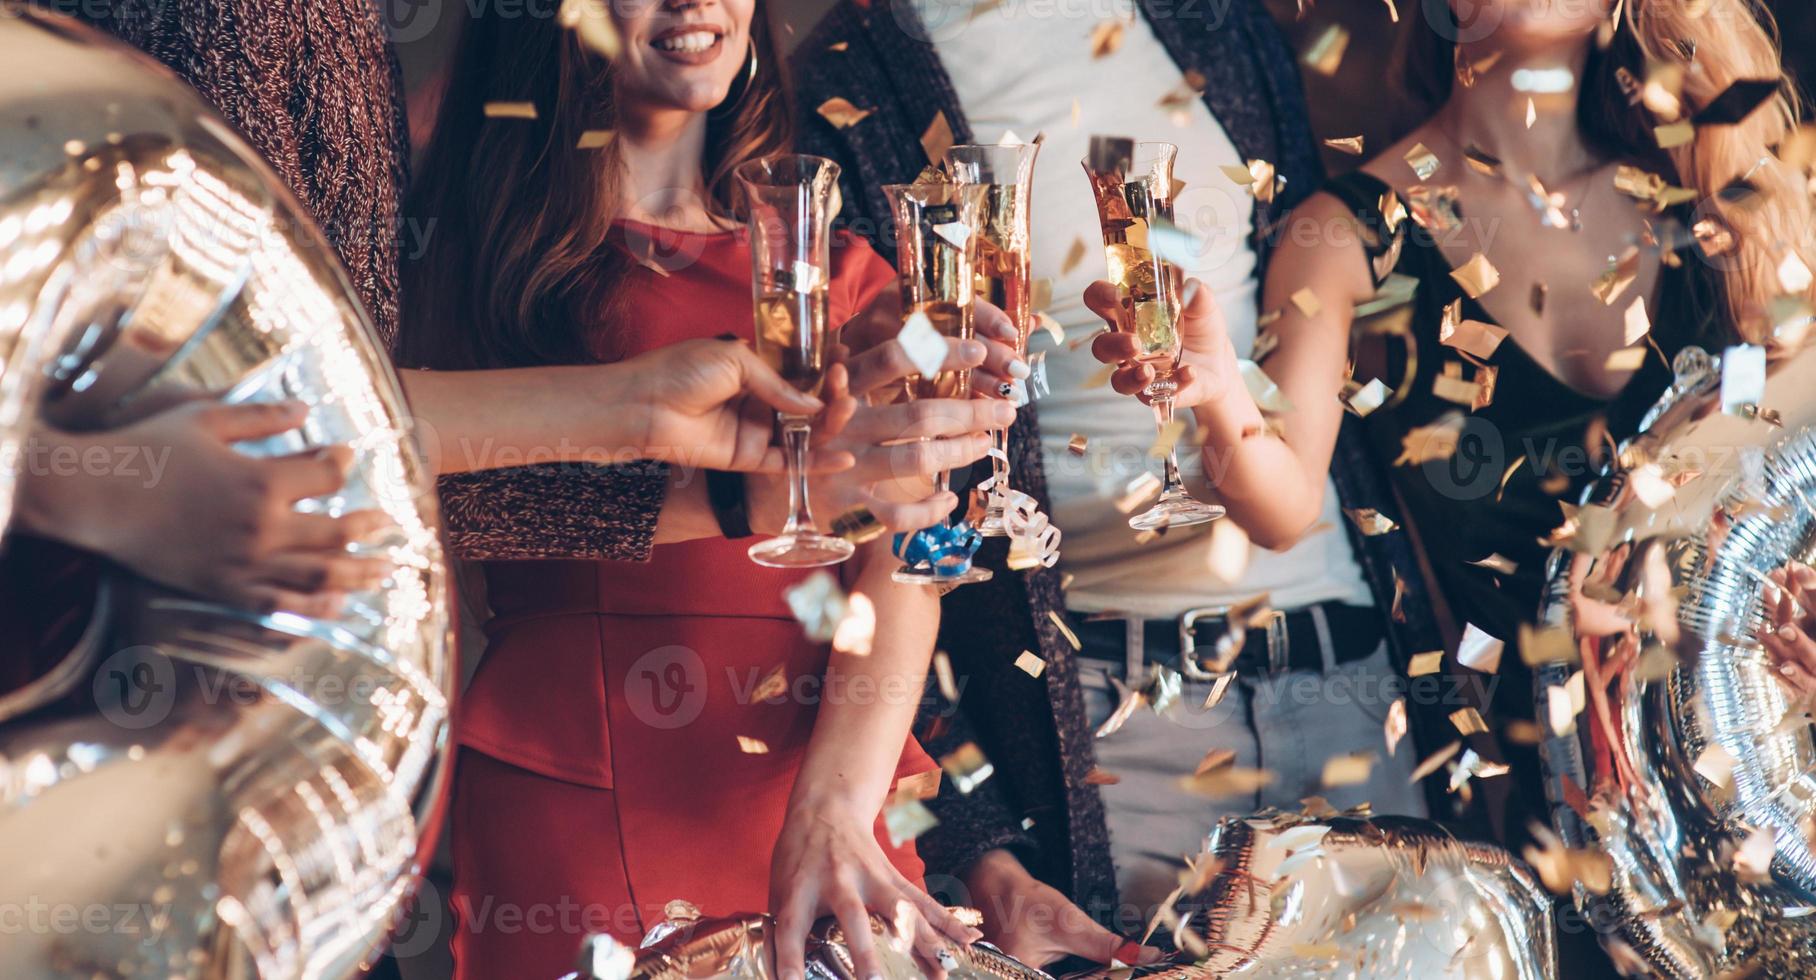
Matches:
[399,3,1016,978]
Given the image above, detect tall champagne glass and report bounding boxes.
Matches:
[1082,137,1224,531]
[884,177,992,585]
[945,140,1040,537]
[736,154,854,567]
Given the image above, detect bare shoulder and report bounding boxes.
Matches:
[1268,191,1376,305]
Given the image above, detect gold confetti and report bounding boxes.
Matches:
[831,591,876,656]
[1149,417,1187,458]
[1302,24,1349,76]
[1525,97,1537,129]
[737,735,770,754]
[1734,826,1775,883]
[1324,135,1365,155]
[1623,296,1652,346]
[1779,252,1814,294]
[1048,609,1082,650]
[1409,741,1463,783]
[1694,743,1737,789]
[1343,508,1399,535]
[1614,165,1667,202]
[1066,434,1089,456]
[1385,699,1409,755]
[576,129,615,149]
[826,40,849,52]
[1083,767,1121,785]
[1179,764,1273,799]
[1523,827,1613,895]
[1014,650,1047,678]
[1456,623,1505,673]
[831,506,886,544]
[1592,247,1641,305]
[559,0,622,59]
[1321,752,1376,787]
[932,650,960,703]
[1061,237,1088,276]
[1343,378,1390,417]
[1450,707,1489,735]
[1604,346,1647,371]
[1463,144,1502,177]
[1404,142,1441,181]
[1289,287,1323,318]
[1449,253,1501,298]
[940,743,995,794]
[1393,414,1464,465]
[1203,671,1235,710]
[1408,650,1445,676]
[884,796,939,846]
[751,664,788,702]
[1089,20,1125,59]
[1115,471,1163,513]
[817,97,873,129]
[921,111,954,164]
[895,769,941,800]
[1206,518,1250,586]
[1655,120,1695,149]
[484,101,538,119]
[1440,317,1509,359]
[1380,0,1399,20]
[1468,553,1518,575]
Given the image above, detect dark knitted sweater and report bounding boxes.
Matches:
[53,0,670,564]
[792,0,1449,924]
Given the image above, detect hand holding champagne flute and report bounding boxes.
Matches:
[737,153,854,568]
[1082,137,1224,531]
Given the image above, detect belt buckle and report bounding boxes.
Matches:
[1177,605,1230,681]
[1261,609,1290,677]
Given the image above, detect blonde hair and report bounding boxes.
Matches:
[1624,0,1813,345]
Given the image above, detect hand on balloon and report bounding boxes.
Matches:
[962,849,1163,969]
[1760,562,1816,697]
[770,797,981,980]
[15,400,392,617]
[1083,277,1236,408]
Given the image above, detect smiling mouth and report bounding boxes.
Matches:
[651,29,722,54]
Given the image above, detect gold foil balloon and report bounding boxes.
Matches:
[1535,341,1816,976]
[0,9,453,978]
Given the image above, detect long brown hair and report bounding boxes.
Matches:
[1396,0,1814,345]
[397,5,792,370]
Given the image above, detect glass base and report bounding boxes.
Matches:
[976,510,1011,537]
[748,531,855,568]
[892,564,995,586]
[1128,491,1224,531]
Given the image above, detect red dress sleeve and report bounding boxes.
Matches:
[828,231,899,326]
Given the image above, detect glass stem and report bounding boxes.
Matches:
[988,427,1011,495]
[781,418,816,535]
[1152,393,1187,497]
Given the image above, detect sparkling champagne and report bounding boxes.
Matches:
[903,299,970,401]
[973,234,1032,353]
[1087,167,1181,367]
[753,284,829,400]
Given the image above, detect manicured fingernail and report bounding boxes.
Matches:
[1781,625,1799,641]
[1007,359,1031,379]
[997,381,1016,397]
[959,339,986,360]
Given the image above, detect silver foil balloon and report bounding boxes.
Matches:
[1534,340,1816,977]
[566,814,1556,980]
[0,9,453,979]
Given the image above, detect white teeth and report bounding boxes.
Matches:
[653,31,718,53]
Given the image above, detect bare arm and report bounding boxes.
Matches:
[1086,193,1375,550]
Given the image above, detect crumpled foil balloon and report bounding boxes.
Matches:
[894,522,984,579]
[1533,341,1816,976]
[0,9,453,978]
[563,814,1554,980]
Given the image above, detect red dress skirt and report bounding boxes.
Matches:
[448,222,931,979]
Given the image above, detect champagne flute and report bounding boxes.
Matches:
[736,154,854,568]
[884,177,992,586]
[1082,137,1224,531]
[945,139,1041,537]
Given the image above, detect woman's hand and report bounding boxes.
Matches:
[16,400,391,616]
[1084,277,1236,408]
[1761,562,1816,696]
[962,849,1162,969]
[837,289,1028,401]
[770,797,981,980]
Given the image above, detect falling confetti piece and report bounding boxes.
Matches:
[1525,98,1537,128]
[1779,252,1814,294]
[940,743,995,794]
[785,570,848,642]
[1592,247,1641,305]
[1604,346,1647,371]
[559,0,622,59]
[932,651,959,703]
[1067,434,1089,456]
[1048,609,1082,650]
[1061,237,1088,276]
[1344,378,1390,417]
[737,736,770,754]
[1014,651,1047,678]
[1456,623,1505,673]
[1463,144,1503,177]
[1322,752,1376,787]
[1394,413,1465,465]
[1343,508,1399,535]
[577,129,615,149]
[1385,699,1409,755]
[1693,78,1780,126]
[1449,253,1501,298]
[1203,671,1235,710]
[1179,764,1274,798]
[484,101,538,119]
[932,221,971,249]
[1409,741,1463,783]
[1450,707,1489,735]
[1695,743,1737,789]
[1655,121,1695,148]
[1734,826,1776,883]
[1468,553,1518,575]
[895,769,941,800]
[1324,135,1365,155]
[1302,24,1349,77]
[1089,20,1125,58]
[1523,827,1613,895]
[827,40,849,51]
[751,664,788,702]
[830,505,885,544]
[1206,518,1250,585]
[885,797,939,846]
[817,97,873,129]
[1404,142,1440,181]
[921,111,954,164]
[831,591,876,656]
[1440,317,1509,359]
[897,310,946,379]
[1721,343,1767,416]
[1409,650,1444,676]
[1289,288,1323,318]
[1083,767,1121,785]
[1115,471,1163,513]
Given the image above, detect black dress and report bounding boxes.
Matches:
[1320,170,1729,832]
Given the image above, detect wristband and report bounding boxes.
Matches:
[704,469,753,539]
